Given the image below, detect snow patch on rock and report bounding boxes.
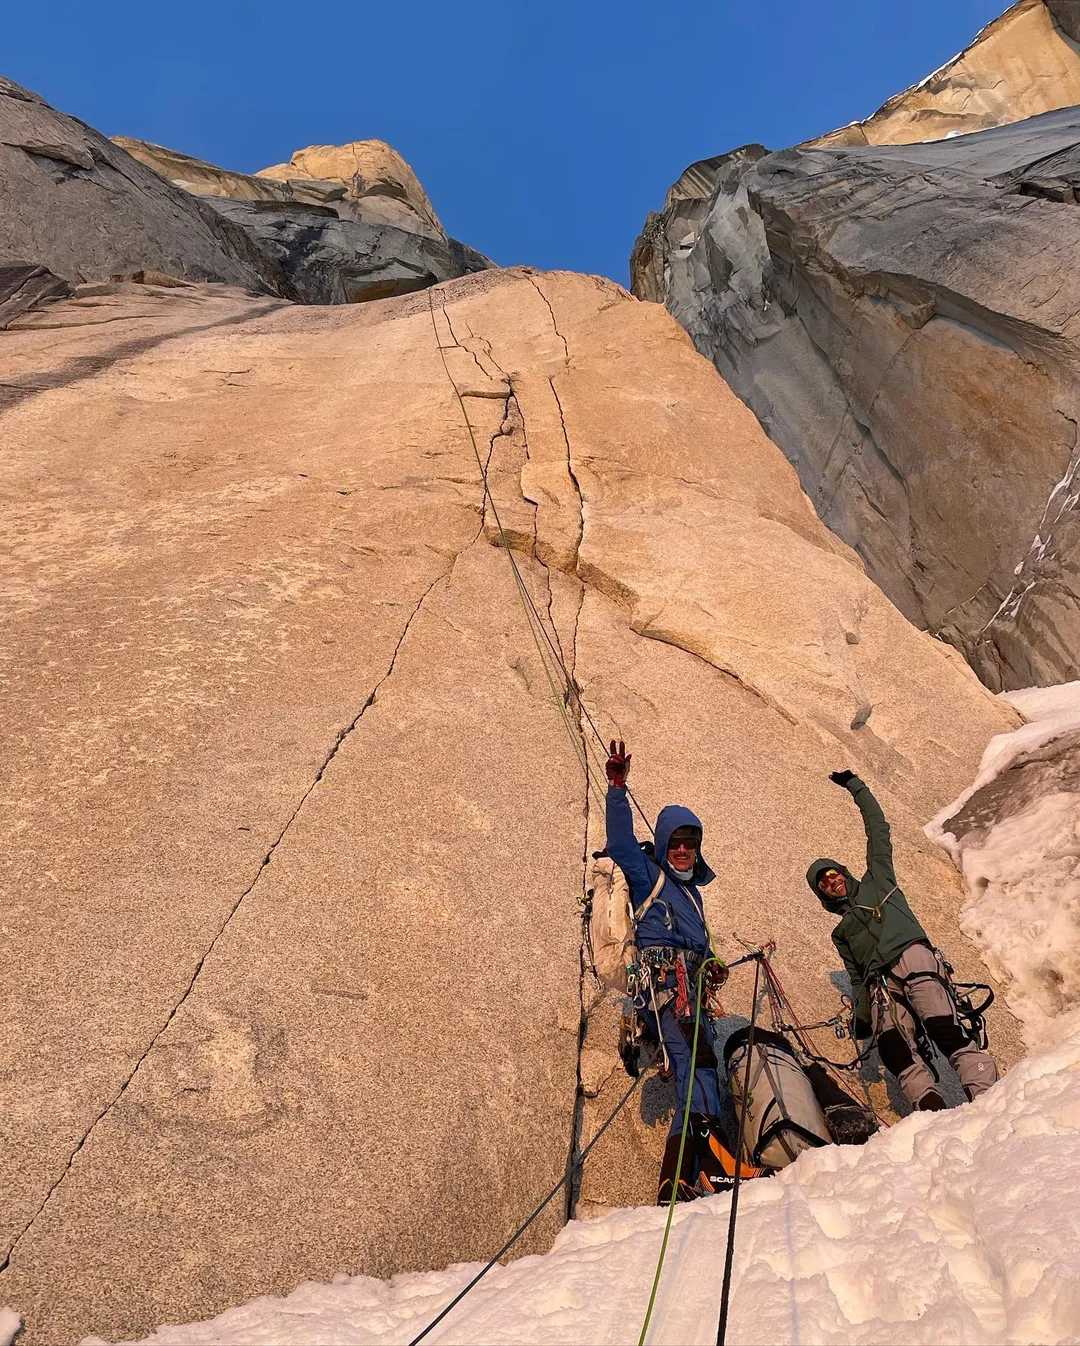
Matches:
[928,682,1080,1047]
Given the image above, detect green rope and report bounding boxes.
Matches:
[426,294,664,836]
[427,295,605,810]
[637,954,719,1346]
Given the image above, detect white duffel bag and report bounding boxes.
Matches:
[724,1026,832,1169]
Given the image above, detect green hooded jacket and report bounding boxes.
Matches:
[806,777,929,1022]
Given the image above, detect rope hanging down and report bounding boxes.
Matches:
[427,295,656,834]
[407,1052,659,1346]
[636,955,714,1346]
[425,297,794,1342]
[636,948,765,1346]
[716,956,763,1346]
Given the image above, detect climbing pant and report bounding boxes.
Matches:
[872,942,998,1107]
[642,987,724,1136]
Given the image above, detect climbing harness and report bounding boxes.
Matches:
[407,1050,659,1346]
[895,947,995,1051]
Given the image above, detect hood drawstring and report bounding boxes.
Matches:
[852,885,898,922]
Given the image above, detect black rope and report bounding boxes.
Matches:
[717,957,762,1346]
[407,1053,658,1346]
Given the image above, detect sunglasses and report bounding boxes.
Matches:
[668,836,700,851]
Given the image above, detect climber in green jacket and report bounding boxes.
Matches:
[807,771,998,1112]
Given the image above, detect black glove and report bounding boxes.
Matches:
[606,739,631,789]
[852,1017,873,1041]
[829,770,857,788]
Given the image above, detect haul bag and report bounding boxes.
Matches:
[724,1026,831,1169]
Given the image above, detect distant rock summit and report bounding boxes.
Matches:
[633,0,1080,692]
[109,134,489,304]
[0,75,489,313]
[808,0,1080,146]
[114,134,446,237]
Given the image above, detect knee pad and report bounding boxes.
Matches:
[877,1027,915,1077]
[923,1014,970,1059]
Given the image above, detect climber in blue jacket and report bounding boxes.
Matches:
[605,740,763,1203]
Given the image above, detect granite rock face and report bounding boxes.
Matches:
[0,76,290,296]
[258,139,445,237]
[1052,0,1080,41]
[203,197,490,303]
[114,136,490,303]
[0,267,1022,1344]
[0,262,70,328]
[112,137,343,206]
[115,136,446,238]
[0,77,486,306]
[809,0,1080,148]
[633,99,1080,691]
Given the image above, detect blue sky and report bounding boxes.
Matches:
[7,1,1004,283]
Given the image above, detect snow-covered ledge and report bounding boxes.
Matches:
[927,682,1080,1048]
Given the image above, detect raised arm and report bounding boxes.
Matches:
[605,785,654,896]
[604,740,654,896]
[830,770,895,885]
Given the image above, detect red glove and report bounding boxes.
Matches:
[606,739,631,788]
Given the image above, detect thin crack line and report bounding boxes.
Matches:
[519,280,611,1208]
[526,274,570,366]
[548,377,584,574]
[0,566,451,1274]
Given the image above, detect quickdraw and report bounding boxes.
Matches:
[628,945,729,1018]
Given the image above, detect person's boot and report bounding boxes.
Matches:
[656,1132,697,1205]
[690,1114,766,1194]
[915,1088,947,1112]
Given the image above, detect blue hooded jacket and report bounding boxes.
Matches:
[604,786,715,955]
